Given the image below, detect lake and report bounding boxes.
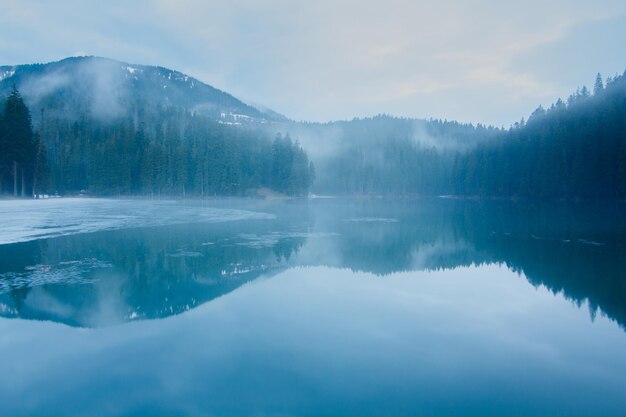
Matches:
[1,197,625,416]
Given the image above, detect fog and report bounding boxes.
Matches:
[16,57,129,121]
[0,3,625,416]
[0,53,620,199]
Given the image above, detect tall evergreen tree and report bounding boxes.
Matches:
[594,73,604,96]
[2,86,36,196]
[453,71,626,202]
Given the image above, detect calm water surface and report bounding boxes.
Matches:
[0,198,625,416]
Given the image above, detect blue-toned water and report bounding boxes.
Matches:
[0,198,625,416]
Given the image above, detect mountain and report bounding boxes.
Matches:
[0,58,313,198]
[2,56,624,201]
[0,56,286,124]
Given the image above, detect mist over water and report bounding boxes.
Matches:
[1,1,625,415]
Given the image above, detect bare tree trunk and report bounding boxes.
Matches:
[32,170,37,198]
[13,161,17,197]
[21,168,25,197]
[201,170,204,198]
[33,109,45,198]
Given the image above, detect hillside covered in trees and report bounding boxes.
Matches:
[301,116,501,195]
[0,87,313,197]
[308,71,626,201]
[0,56,285,124]
[453,72,626,201]
[1,55,625,202]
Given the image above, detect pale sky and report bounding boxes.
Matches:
[1,0,625,126]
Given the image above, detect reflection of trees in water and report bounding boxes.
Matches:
[455,202,626,330]
[0,199,625,330]
[311,199,465,274]
[319,199,626,330]
[0,220,306,327]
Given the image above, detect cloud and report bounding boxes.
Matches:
[21,68,72,103]
[0,0,625,125]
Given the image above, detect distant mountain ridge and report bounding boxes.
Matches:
[0,56,287,124]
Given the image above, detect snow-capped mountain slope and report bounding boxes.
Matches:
[0,56,286,124]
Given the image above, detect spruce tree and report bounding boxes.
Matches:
[594,73,604,96]
[2,86,35,197]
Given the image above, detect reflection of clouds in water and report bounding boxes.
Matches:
[0,259,120,327]
[0,258,112,294]
[410,239,472,271]
[1,264,626,417]
[84,269,130,328]
[24,289,74,318]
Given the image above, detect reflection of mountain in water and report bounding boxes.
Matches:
[1,199,625,330]
[0,219,306,327]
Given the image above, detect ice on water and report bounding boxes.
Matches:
[0,198,274,245]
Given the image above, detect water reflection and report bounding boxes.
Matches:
[0,219,306,327]
[1,265,625,417]
[1,198,626,416]
[0,198,625,329]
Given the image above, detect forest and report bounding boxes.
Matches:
[0,87,314,197]
[453,72,626,201]
[314,71,626,201]
[1,69,625,201]
[309,116,501,195]
[0,86,48,197]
